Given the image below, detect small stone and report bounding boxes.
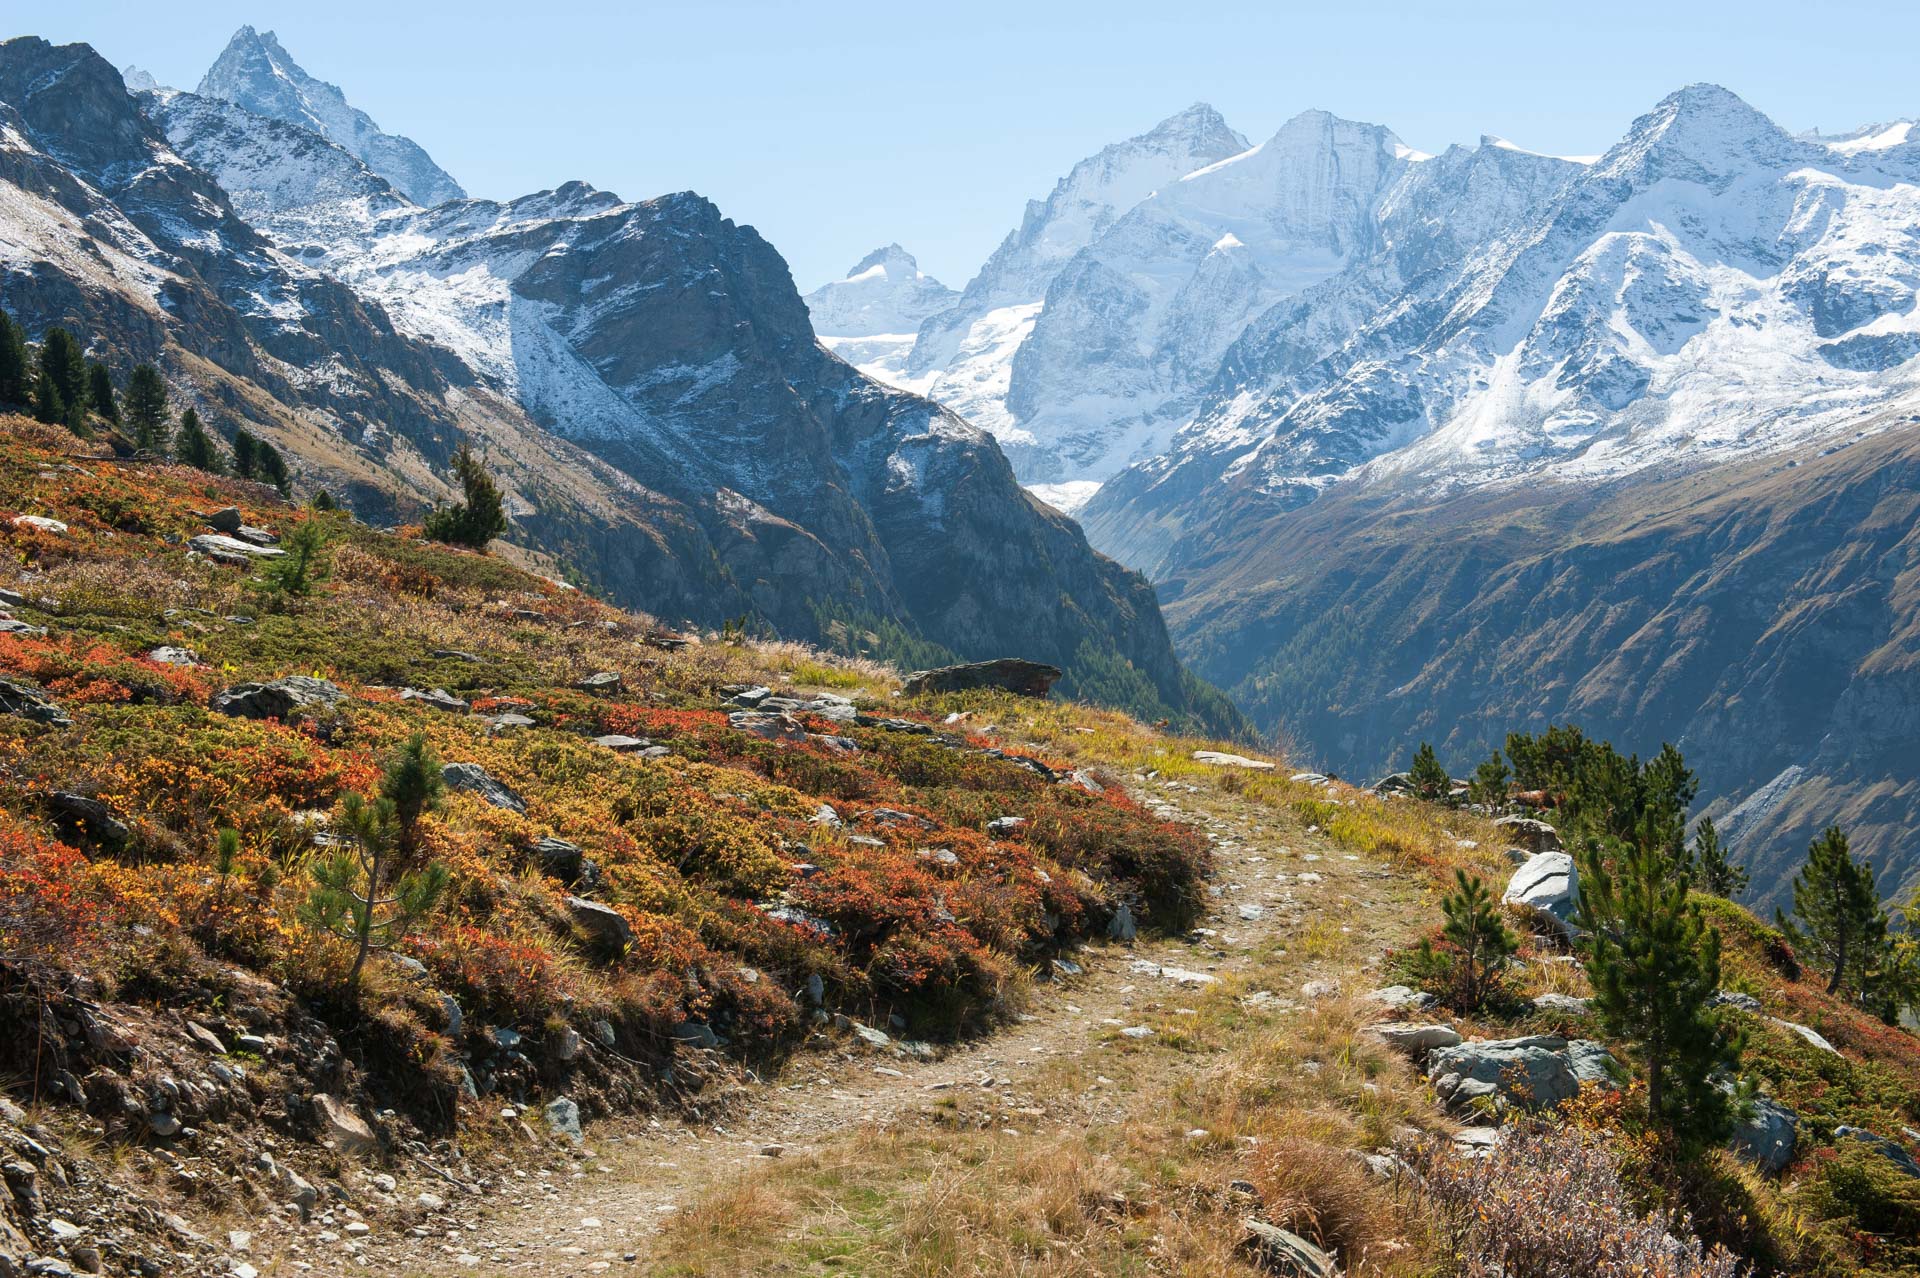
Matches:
[312,1093,378,1156]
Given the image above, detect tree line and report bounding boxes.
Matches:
[1407,725,1917,1154]
[1,305,509,550]
[0,307,292,492]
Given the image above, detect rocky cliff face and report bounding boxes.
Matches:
[1164,420,1920,909]
[0,36,1239,733]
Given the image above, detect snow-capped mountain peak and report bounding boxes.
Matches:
[803,244,959,377]
[198,25,464,206]
[1598,82,1805,183]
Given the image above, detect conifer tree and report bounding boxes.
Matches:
[31,361,65,425]
[299,734,449,992]
[1579,831,1741,1149]
[1440,869,1516,1008]
[174,407,222,473]
[232,428,259,479]
[86,361,119,426]
[0,312,28,406]
[1778,825,1887,997]
[422,442,510,550]
[37,327,89,414]
[1692,816,1748,899]
[123,364,170,453]
[1409,741,1451,800]
[1468,750,1511,808]
[254,437,292,495]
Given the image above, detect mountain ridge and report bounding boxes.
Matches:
[0,34,1243,735]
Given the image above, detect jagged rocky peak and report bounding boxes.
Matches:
[197,25,465,206]
[120,65,163,92]
[804,244,957,338]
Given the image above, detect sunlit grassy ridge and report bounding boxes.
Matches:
[0,416,1206,1114]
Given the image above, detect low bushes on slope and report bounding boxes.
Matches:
[0,417,1207,1137]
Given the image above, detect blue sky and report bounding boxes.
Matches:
[41,1,1920,292]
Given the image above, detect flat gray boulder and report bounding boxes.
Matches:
[1504,851,1580,936]
[1428,1035,1578,1113]
[401,687,469,712]
[1730,1095,1798,1174]
[442,762,525,813]
[1531,992,1592,1016]
[567,897,631,950]
[1566,1039,1622,1089]
[1241,1218,1337,1277]
[190,532,285,562]
[0,676,70,727]
[1368,984,1436,1012]
[1373,1022,1462,1056]
[1493,815,1562,853]
[1835,1126,1920,1178]
[901,658,1062,699]
[211,676,346,720]
[728,711,807,743]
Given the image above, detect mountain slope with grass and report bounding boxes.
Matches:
[0,414,1915,1278]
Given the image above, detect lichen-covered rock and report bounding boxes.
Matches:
[0,677,70,727]
[901,659,1063,699]
[1730,1095,1799,1174]
[1428,1035,1579,1113]
[210,676,346,720]
[442,762,525,813]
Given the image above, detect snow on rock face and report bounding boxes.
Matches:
[899,104,1249,447]
[1001,110,1418,480]
[1086,83,1920,575]
[804,244,956,337]
[197,26,464,207]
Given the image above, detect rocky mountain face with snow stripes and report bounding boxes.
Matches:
[0,33,1242,734]
[842,85,1920,905]
[196,26,466,207]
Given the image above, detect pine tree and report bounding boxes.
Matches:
[1468,750,1511,808]
[37,327,89,414]
[86,362,119,426]
[1579,832,1741,1149]
[1409,741,1451,801]
[31,361,65,425]
[174,407,222,473]
[381,732,445,864]
[1778,825,1888,998]
[0,312,28,406]
[232,427,259,479]
[1439,869,1516,1009]
[252,516,332,604]
[123,364,170,453]
[1692,817,1748,899]
[422,442,510,550]
[254,437,292,495]
[299,734,449,993]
